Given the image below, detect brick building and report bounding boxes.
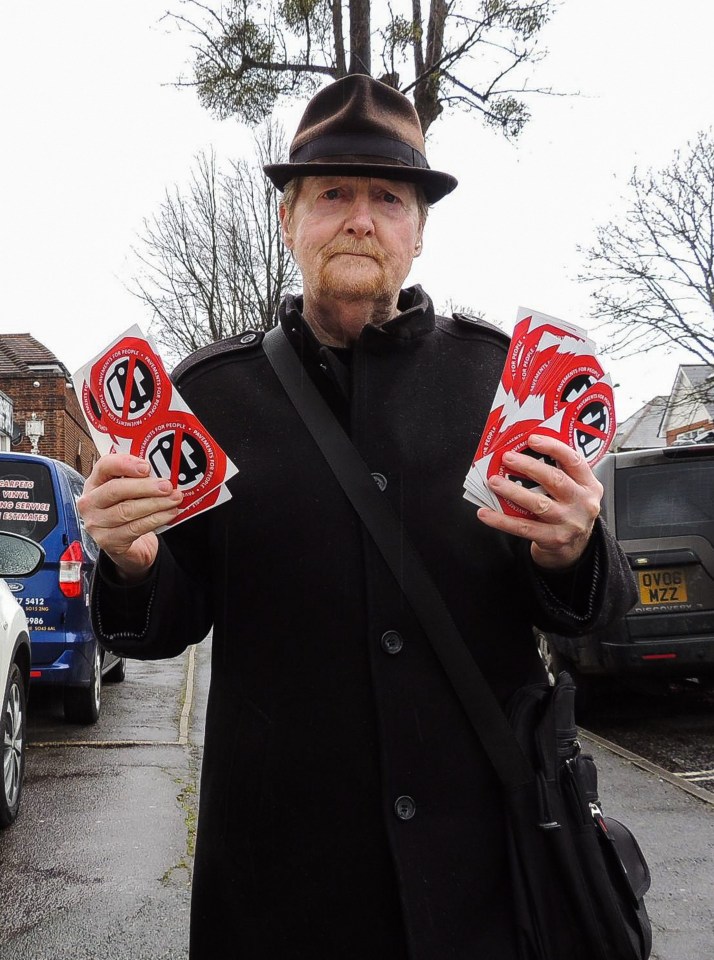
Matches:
[0,334,98,477]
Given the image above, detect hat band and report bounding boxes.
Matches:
[290,134,429,170]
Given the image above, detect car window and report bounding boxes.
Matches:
[68,473,99,561]
[615,459,714,542]
[0,461,58,543]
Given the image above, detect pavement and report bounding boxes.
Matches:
[581,730,714,960]
[0,641,211,960]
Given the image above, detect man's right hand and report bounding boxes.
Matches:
[78,454,183,582]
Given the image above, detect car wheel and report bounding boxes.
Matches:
[64,644,102,724]
[105,656,126,683]
[1,663,27,828]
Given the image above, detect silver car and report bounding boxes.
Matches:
[1,531,44,827]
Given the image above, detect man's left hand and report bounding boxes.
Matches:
[476,434,603,570]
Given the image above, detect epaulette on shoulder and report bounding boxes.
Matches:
[443,312,510,344]
[171,329,265,382]
[452,312,508,337]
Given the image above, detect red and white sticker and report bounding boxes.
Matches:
[542,358,605,420]
[81,381,113,437]
[130,413,228,507]
[555,380,616,465]
[166,482,232,529]
[90,338,171,433]
[464,308,616,514]
[73,324,238,530]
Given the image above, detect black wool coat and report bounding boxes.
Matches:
[92,287,637,960]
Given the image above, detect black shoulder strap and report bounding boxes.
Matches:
[262,324,533,789]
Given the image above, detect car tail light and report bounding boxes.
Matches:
[59,540,84,598]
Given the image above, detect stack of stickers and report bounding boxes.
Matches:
[74,325,237,531]
[463,308,616,519]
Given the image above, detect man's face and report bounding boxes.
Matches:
[280,176,423,307]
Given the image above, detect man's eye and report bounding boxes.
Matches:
[323,188,342,200]
[383,192,400,204]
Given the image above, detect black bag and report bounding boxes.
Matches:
[505,673,652,960]
[262,325,653,960]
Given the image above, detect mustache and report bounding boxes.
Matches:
[323,238,386,264]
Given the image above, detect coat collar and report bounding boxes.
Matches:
[278,285,435,359]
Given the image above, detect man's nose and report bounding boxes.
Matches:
[344,196,375,237]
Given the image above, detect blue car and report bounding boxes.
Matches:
[0,452,125,723]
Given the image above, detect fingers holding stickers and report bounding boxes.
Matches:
[79,455,183,580]
[74,325,238,582]
[464,307,615,570]
[477,434,604,570]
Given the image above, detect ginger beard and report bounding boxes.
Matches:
[315,237,392,304]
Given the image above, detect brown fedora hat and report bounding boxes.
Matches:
[264,74,457,204]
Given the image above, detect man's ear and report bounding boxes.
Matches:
[279,203,293,249]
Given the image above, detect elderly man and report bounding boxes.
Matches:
[80,75,635,960]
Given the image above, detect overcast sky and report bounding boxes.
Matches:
[2,0,712,421]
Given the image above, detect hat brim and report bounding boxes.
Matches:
[263,161,457,204]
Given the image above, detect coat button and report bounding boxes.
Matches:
[394,796,416,820]
[239,332,257,344]
[380,630,403,655]
[371,472,387,491]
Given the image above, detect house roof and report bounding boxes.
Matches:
[679,365,714,417]
[680,364,714,385]
[615,396,668,450]
[661,363,714,434]
[0,334,70,379]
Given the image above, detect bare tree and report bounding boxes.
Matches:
[440,298,499,326]
[167,0,556,138]
[581,131,714,365]
[132,122,299,362]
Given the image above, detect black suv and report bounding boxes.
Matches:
[540,444,714,700]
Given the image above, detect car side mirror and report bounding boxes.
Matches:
[0,531,45,578]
